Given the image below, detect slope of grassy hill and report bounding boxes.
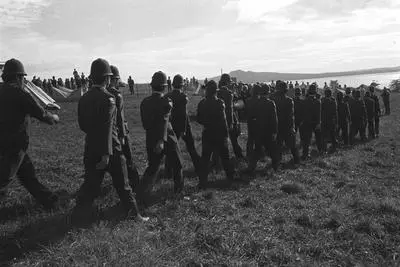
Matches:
[0,89,399,266]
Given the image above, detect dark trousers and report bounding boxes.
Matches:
[375,116,380,136]
[350,120,366,144]
[0,149,56,208]
[300,123,322,157]
[248,136,280,171]
[139,141,183,202]
[121,135,141,189]
[277,131,299,163]
[199,136,234,185]
[246,122,256,158]
[383,100,390,115]
[366,118,375,139]
[338,121,349,145]
[76,151,139,214]
[322,124,338,151]
[229,128,244,158]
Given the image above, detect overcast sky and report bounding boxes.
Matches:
[1,0,399,82]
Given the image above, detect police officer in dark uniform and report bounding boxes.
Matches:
[0,58,60,210]
[74,58,147,221]
[343,87,353,104]
[321,88,338,153]
[167,76,172,92]
[300,84,322,159]
[349,90,367,144]
[336,91,351,146]
[107,65,141,190]
[271,80,300,164]
[165,74,201,177]
[197,80,235,188]
[381,88,390,115]
[138,71,184,203]
[247,84,280,172]
[364,91,376,139]
[245,84,259,158]
[128,76,135,96]
[369,86,381,137]
[293,87,303,134]
[217,73,244,159]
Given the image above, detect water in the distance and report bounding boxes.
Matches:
[289,71,400,88]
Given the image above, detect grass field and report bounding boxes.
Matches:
[1,88,399,266]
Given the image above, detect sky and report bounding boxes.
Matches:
[1,0,400,82]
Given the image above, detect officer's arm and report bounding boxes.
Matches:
[20,89,57,125]
[116,93,127,139]
[99,97,116,156]
[288,99,295,130]
[140,99,154,131]
[316,100,322,125]
[219,102,229,136]
[270,102,278,135]
[333,100,338,125]
[155,98,172,142]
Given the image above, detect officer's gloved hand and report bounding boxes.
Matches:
[154,140,164,154]
[96,155,110,170]
[52,114,60,124]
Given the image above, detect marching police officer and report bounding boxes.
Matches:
[74,58,146,221]
[293,87,303,134]
[321,88,338,153]
[300,84,323,159]
[138,71,184,203]
[247,84,280,172]
[364,91,376,139]
[245,84,259,158]
[128,76,135,96]
[197,80,235,188]
[165,74,201,177]
[381,88,390,115]
[217,73,244,159]
[107,65,141,190]
[369,86,381,137]
[349,90,367,144]
[271,80,300,164]
[336,91,351,146]
[0,58,60,210]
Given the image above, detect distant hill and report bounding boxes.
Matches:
[209,66,400,83]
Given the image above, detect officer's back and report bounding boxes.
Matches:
[364,93,375,119]
[165,75,188,135]
[302,94,321,125]
[217,86,233,127]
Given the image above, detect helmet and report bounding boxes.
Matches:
[336,91,344,101]
[345,87,351,95]
[261,83,270,95]
[324,88,332,97]
[89,58,113,79]
[276,80,288,93]
[354,90,361,98]
[172,74,184,88]
[2,58,27,76]
[205,80,218,96]
[110,65,120,79]
[308,84,317,95]
[252,84,262,96]
[151,71,168,89]
[219,73,231,87]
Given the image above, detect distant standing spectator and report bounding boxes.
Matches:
[381,87,390,115]
[128,76,135,96]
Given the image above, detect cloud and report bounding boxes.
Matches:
[0,0,51,28]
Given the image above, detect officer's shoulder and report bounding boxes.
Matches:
[102,90,116,105]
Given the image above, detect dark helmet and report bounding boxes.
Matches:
[345,87,351,95]
[324,88,332,97]
[276,80,288,93]
[172,74,184,88]
[110,65,120,79]
[205,80,218,96]
[252,84,262,96]
[89,58,113,79]
[261,83,270,95]
[2,58,27,76]
[151,71,168,89]
[308,84,317,95]
[219,73,231,87]
[354,90,361,98]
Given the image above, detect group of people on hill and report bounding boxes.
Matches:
[0,57,393,223]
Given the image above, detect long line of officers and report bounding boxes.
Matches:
[0,58,388,223]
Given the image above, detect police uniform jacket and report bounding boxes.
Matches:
[364,97,376,120]
[217,87,234,127]
[349,99,367,122]
[321,96,338,127]
[293,96,304,127]
[107,86,128,140]
[165,89,189,136]
[252,96,278,140]
[271,94,295,134]
[0,82,55,152]
[337,101,351,124]
[302,95,321,125]
[371,94,381,116]
[78,86,120,158]
[197,96,229,141]
[140,92,175,150]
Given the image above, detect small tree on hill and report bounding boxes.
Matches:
[390,78,400,92]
